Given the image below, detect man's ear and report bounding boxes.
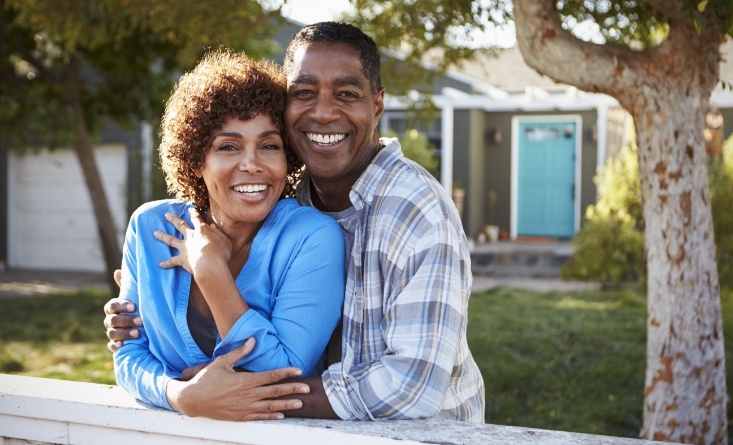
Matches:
[373,88,385,121]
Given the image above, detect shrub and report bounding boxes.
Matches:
[562,138,644,284]
[563,133,733,288]
[382,129,439,175]
[561,217,644,283]
[709,138,733,288]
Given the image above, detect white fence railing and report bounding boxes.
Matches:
[0,374,675,445]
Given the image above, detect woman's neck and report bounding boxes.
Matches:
[203,208,261,259]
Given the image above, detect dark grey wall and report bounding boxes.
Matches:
[0,143,6,269]
[454,109,601,240]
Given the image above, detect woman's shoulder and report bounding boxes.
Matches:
[130,199,191,223]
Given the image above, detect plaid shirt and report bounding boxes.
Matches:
[299,138,485,422]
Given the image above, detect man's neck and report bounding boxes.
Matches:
[309,179,353,212]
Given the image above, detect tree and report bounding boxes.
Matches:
[0,0,282,290]
[346,1,729,443]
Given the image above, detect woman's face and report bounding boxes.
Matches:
[196,115,287,227]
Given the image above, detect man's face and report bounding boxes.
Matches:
[285,42,384,187]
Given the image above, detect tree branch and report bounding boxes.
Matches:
[513,0,642,97]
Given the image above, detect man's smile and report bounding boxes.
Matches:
[306,133,346,145]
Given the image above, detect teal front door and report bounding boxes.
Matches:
[517,121,577,238]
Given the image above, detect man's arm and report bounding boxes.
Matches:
[103,270,141,352]
[280,377,339,419]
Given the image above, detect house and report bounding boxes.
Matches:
[7,21,727,272]
[381,45,629,241]
[0,123,145,272]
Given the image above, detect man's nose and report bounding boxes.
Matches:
[310,94,340,123]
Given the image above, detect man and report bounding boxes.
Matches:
[105,21,485,422]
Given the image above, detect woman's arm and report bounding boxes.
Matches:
[158,208,345,376]
[155,209,248,339]
[114,211,182,411]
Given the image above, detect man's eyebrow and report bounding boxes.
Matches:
[333,76,365,89]
[289,75,365,89]
[290,75,317,85]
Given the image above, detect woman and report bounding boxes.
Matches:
[113,49,345,412]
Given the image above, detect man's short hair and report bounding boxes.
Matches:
[284,21,383,95]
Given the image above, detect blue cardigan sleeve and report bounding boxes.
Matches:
[113,207,180,410]
[214,214,345,377]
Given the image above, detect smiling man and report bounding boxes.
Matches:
[105,21,485,423]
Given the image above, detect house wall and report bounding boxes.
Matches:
[0,143,7,270]
[7,145,127,272]
[456,109,600,240]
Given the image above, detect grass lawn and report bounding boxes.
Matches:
[1,286,731,439]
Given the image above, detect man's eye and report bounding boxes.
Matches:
[293,90,315,98]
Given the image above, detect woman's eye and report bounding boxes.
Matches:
[218,143,238,151]
[262,143,282,151]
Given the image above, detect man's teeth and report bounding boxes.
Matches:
[233,184,267,193]
[307,133,346,144]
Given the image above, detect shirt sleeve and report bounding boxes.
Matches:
[113,212,180,411]
[213,218,345,377]
[322,218,469,420]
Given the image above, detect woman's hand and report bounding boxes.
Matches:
[155,208,231,278]
[166,338,310,421]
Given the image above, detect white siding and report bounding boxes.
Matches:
[8,145,127,272]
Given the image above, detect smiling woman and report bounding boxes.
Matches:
[110,49,346,417]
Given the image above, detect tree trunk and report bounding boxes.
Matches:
[512,1,727,443]
[635,93,727,445]
[64,61,121,293]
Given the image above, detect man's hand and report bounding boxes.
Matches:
[167,339,311,421]
[103,269,141,352]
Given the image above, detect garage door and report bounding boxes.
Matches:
[8,145,127,272]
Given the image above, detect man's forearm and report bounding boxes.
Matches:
[282,377,339,419]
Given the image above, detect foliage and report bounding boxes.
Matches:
[710,137,733,288]
[563,134,733,288]
[343,0,512,101]
[555,0,668,49]
[382,128,439,174]
[0,0,282,148]
[562,140,645,283]
[586,138,643,228]
[561,218,645,283]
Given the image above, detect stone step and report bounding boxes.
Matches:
[469,241,573,278]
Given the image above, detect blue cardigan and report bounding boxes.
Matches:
[114,198,345,410]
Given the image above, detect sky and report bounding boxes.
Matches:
[281,0,353,25]
[280,0,517,47]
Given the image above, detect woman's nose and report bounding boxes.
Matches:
[238,149,263,172]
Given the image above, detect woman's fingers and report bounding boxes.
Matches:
[165,212,190,233]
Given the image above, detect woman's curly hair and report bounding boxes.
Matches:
[159,49,303,208]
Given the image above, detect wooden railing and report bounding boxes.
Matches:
[0,374,676,445]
